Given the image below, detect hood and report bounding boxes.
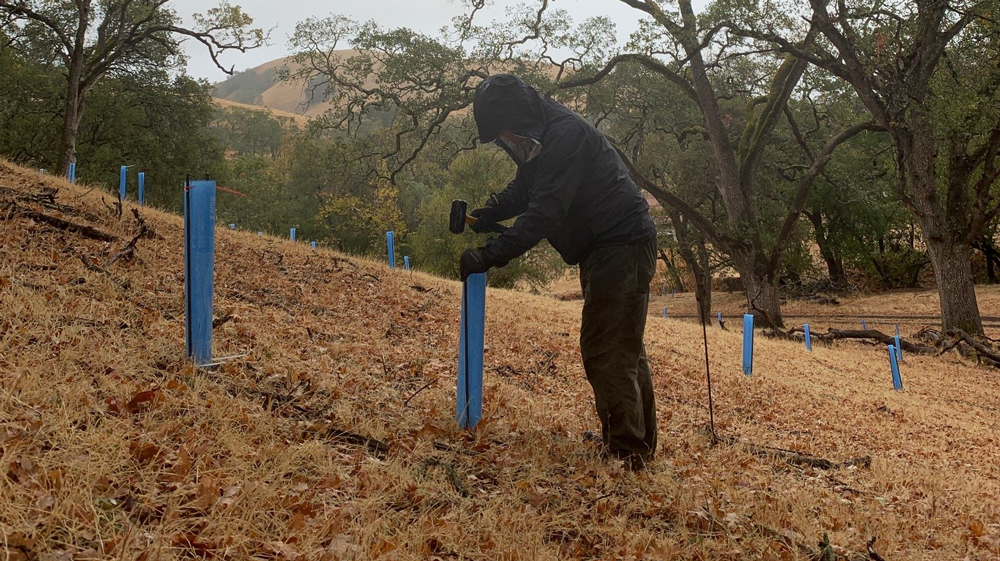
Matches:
[473,74,547,144]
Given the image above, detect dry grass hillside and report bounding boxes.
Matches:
[214,50,373,118]
[212,98,311,129]
[2,158,999,560]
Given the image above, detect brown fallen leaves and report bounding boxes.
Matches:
[3,158,1000,560]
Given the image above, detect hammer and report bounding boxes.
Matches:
[449,199,507,235]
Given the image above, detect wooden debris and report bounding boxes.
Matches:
[4,203,118,242]
[720,435,871,470]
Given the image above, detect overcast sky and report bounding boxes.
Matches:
[169,0,661,83]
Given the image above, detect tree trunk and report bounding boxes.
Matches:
[657,248,686,292]
[56,0,90,175]
[675,237,711,325]
[693,241,712,325]
[732,248,783,328]
[806,210,847,286]
[925,238,983,335]
[897,112,984,335]
[57,94,83,175]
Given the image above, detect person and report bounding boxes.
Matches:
[460,74,658,469]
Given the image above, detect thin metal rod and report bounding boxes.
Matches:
[698,294,717,443]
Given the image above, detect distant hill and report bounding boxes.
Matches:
[212,50,374,118]
[212,97,311,129]
[213,50,564,121]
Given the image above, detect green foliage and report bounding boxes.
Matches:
[318,162,406,254]
[0,38,226,210]
[407,150,566,289]
[78,74,228,211]
[210,106,293,157]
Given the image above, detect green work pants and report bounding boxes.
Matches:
[579,238,657,462]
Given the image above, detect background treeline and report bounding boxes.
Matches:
[2,0,1000,329]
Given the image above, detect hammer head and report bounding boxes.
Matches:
[449,199,468,234]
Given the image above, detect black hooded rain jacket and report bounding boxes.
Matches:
[473,74,656,267]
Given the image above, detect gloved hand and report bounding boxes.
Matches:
[460,248,491,281]
[469,194,503,234]
[469,206,501,234]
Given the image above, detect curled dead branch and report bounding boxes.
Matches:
[3,202,118,242]
[943,328,1000,367]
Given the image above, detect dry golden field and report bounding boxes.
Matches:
[2,159,999,560]
[212,98,312,129]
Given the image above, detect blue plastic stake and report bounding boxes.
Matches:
[386,231,395,269]
[457,272,486,429]
[119,166,127,200]
[404,255,411,271]
[68,163,76,183]
[804,323,812,351]
[311,241,317,249]
[39,169,45,174]
[184,179,216,366]
[662,307,667,318]
[229,224,236,230]
[861,318,868,330]
[290,228,296,241]
[670,289,675,298]
[742,314,754,376]
[717,312,722,327]
[895,324,902,361]
[257,231,263,236]
[137,172,145,205]
[888,345,903,390]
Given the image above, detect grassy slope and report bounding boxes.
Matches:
[1,159,999,560]
[212,98,311,129]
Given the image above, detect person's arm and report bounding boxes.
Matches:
[482,121,591,267]
[485,172,530,221]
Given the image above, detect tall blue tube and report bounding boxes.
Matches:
[311,241,317,249]
[895,324,902,361]
[386,231,395,269]
[404,255,410,271]
[119,166,127,200]
[888,345,903,390]
[68,163,76,184]
[804,323,812,351]
[290,227,296,241]
[457,272,486,429]
[742,314,754,376]
[184,179,216,366]
[137,172,145,205]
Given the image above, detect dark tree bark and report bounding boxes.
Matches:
[805,209,847,286]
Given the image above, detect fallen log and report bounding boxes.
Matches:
[719,435,871,470]
[4,204,118,242]
[786,326,935,355]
